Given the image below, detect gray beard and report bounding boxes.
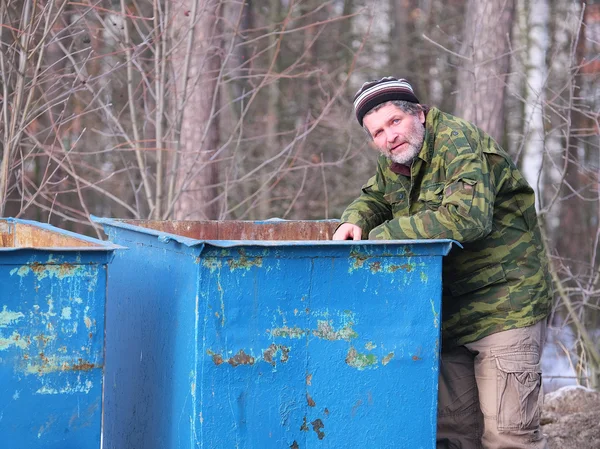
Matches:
[388,143,421,165]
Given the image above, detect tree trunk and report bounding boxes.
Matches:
[172,0,222,220]
[521,0,550,204]
[455,0,515,143]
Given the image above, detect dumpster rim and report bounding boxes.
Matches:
[0,217,125,251]
[91,216,459,254]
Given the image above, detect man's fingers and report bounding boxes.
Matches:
[332,223,362,241]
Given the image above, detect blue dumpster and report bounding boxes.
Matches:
[93,217,453,449]
[0,218,121,449]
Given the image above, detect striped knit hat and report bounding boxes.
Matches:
[353,77,419,126]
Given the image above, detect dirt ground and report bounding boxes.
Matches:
[541,386,600,449]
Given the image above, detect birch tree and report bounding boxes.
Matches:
[520,0,550,206]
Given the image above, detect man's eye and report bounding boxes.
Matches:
[392,118,401,124]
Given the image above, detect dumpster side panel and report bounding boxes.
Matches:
[0,254,106,449]
[196,245,443,449]
[101,227,200,449]
[197,250,312,448]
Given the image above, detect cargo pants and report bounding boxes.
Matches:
[436,320,548,449]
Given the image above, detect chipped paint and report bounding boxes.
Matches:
[345,347,378,370]
[209,346,290,367]
[300,416,309,431]
[269,326,307,339]
[365,341,376,350]
[389,263,416,273]
[312,320,358,341]
[369,261,382,273]
[0,331,29,350]
[35,379,94,395]
[262,344,290,366]
[430,298,439,328]
[421,271,429,282]
[61,307,72,320]
[226,250,263,272]
[306,393,316,407]
[348,251,368,272]
[10,261,84,281]
[201,258,222,273]
[207,349,255,367]
[0,306,25,327]
[24,356,97,375]
[382,352,395,366]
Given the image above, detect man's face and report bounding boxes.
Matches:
[363,104,425,165]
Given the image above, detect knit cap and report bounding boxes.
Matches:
[353,77,419,126]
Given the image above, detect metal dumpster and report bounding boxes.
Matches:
[0,218,121,449]
[93,217,454,449]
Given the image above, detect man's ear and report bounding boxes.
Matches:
[418,109,425,124]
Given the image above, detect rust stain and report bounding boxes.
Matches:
[226,250,263,271]
[388,263,415,273]
[300,416,309,432]
[26,357,97,375]
[311,419,325,440]
[412,346,423,361]
[23,261,83,280]
[211,354,224,366]
[58,262,77,277]
[290,441,299,449]
[369,261,381,273]
[35,334,51,347]
[324,408,330,416]
[228,350,255,367]
[403,246,416,257]
[306,393,316,407]
[349,254,368,271]
[262,344,290,366]
[306,373,312,385]
[70,359,95,371]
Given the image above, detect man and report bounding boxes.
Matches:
[333,77,551,449]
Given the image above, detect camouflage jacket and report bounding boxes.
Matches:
[341,107,551,348]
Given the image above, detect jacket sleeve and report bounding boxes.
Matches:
[368,152,494,242]
[340,162,393,236]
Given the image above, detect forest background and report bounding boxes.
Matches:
[1,0,599,390]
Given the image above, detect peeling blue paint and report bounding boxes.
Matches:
[0,218,119,449]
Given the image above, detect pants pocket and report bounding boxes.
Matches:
[495,352,542,431]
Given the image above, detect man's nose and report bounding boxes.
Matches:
[385,128,397,143]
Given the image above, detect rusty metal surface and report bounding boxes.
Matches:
[0,218,119,449]
[96,217,453,449]
[107,217,340,241]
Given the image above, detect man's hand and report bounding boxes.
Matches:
[332,223,363,241]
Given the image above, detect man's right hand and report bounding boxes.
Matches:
[332,223,363,241]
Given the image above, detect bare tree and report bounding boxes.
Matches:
[455,0,515,143]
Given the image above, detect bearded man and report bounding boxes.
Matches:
[333,77,552,449]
